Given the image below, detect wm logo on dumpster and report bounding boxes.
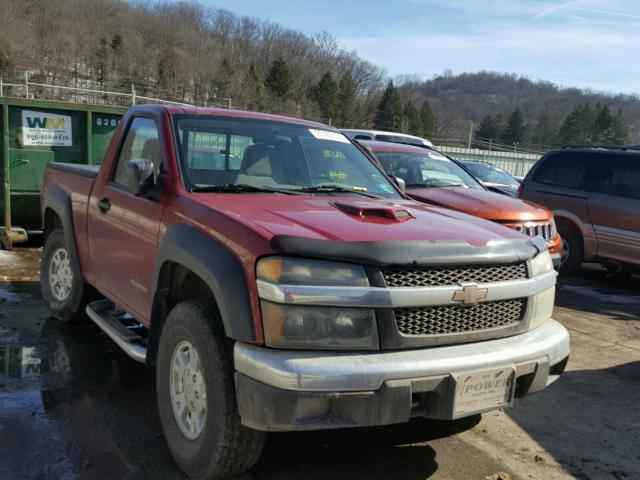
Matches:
[25,115,66,129]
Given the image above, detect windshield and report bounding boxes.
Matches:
[173,116,401,199]
[463,162,519,187]
[374,150,484,189]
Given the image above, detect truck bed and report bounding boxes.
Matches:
[42,162,100,282]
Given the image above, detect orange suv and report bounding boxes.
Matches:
[362,140,563,266]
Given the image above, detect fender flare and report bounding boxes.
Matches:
[41,185,82,273]
[552,209,597,259]
[151,224,256,345]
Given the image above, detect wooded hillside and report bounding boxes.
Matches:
[399,72,640,149]
[1,0,638,149]
[0,0,386,124]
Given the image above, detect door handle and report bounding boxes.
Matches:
[97,197,111,213]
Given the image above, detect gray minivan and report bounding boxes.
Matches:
[519,147,640,274]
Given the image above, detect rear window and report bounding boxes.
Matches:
[375,150,484,189]
[600,154,640,200]
[533,152,597,190]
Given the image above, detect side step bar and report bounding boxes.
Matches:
[86,300,147,363]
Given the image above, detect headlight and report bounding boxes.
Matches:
[257,257,369,286]
[257,256,376,349]
[261,301,379,350]
[529,250,554,277]
[528,286,555,329]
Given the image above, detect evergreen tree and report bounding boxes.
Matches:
[402,101,422,136]
[611,109,631,145]
[265,57,293,100]
[373,80,402,131]
[531,109,560,150]
[310,71,338,123]
[95,38,110,88]
[246,61,266,110]
[594,104,613,135]
[595,106,630,145]
[555,103,595,146]
[211,57,235,99]
[501,108,526,145]
[336,71,358,127]
[109,33,127,90]
[474,114,503,143]
[419,99,438,138]
[110,33,123,54]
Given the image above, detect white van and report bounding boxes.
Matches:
[341,129,434,148]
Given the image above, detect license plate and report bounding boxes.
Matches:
[452,367,516,417]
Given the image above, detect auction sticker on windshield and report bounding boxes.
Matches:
[452,366,516,418]
[309,129,350,143]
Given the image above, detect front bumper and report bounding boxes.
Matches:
[234,319,570,431]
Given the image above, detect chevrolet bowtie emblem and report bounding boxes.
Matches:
[452,283,488,305]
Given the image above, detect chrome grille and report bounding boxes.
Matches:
[511,222,554,241]
[395,298,526,336]
[382,263,527,287]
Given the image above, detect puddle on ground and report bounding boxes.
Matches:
[0,282,178,479]
[0,248,41,282]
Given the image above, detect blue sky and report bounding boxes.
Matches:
[201,1,640,95]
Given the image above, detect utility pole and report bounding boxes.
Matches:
[467,121,474,149]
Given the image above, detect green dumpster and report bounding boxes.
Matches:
[0,97,127,248]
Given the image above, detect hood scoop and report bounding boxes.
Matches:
[331,201,413,223]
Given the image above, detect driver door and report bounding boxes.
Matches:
[88,116,165,322]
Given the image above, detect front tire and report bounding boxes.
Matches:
[41,228,94,322]
[156,300,266,480]
[558,227,583,276]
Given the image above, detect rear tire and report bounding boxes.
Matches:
[156,300,266,480]
[558,226,583,276]
[41,228,95,322]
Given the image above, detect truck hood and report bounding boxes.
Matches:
[192,194,526,247]
[407,187,551,222]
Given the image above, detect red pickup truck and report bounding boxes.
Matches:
[40,105,569,480]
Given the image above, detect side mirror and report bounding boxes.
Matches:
[126,159,155,195]
[394,176,406,192]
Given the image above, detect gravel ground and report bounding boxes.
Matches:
[0,248,638,480]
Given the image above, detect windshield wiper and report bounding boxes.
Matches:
[295,185,381,198]
[190,184,301,195]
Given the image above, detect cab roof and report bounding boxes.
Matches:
[130,104,333,130]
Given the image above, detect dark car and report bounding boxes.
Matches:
[519,146,640,274]
[461,161,521,197]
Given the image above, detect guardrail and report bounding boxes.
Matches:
[435,145,541,177]
[0,72,233,109]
